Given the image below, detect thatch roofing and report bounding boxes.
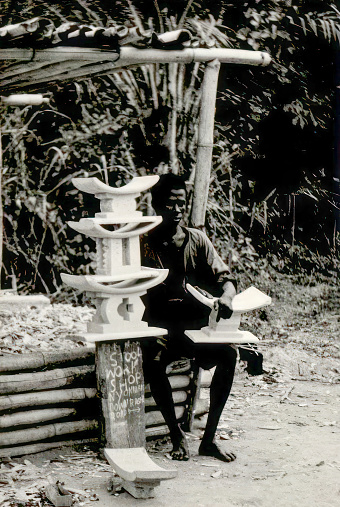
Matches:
[0,17,270,93]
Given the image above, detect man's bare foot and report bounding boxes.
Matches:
[199,441,236,462]
[170,431,190,461]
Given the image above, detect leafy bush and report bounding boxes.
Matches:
[0,0,338,296]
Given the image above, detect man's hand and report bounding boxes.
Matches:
[215,294,234,321]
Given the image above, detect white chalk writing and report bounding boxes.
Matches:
[106,345,144,423]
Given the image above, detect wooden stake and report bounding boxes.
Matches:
[191,59,221,228]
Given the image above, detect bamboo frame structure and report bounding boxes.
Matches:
[0,45,271,250]
[191,59,221,228]
[0,44,272,470]
[0,47,270,92]
[0,47,271,64]
[0,350,204,456]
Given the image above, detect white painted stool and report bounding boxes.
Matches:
[61,175,176,498]
[185,285,271,344]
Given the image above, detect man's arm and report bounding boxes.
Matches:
[185,228,237,320]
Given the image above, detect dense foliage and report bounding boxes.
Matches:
[0,1,338,295]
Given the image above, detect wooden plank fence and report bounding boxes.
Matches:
[0,348,208,457]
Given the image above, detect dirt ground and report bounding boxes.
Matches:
[0,273,339,507]
[1,375,339,507]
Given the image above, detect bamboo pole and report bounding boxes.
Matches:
[0,48,270,93]
[144,374,191,396]
[145,424,170,439]
[0,387,97,412]
[190,59,221,228]
[0,365,95,395]
[168,63,180,174]
[0,438,98,458]
[168,374,191,390]
[145,406,185,427]
[0,419,98,447]
[145,398,209,428]
[0,399,208,452]
[0,349,95,373]
[145,398,209,438]
[145,390,187,408]
[0,407,77,429]
[193,398,209,418]
[0,47,272,66]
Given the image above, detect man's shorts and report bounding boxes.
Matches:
[142,296,236,373]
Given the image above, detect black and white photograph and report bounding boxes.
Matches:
[0,2,339,506]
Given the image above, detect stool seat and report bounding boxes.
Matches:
[185,329,260,344]
[104,447,177,482]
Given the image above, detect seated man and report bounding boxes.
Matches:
[142,173,238,462]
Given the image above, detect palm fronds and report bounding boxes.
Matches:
[295,8,340,43]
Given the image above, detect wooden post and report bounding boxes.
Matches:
[96,340,145,449]
[190,59,221,228]
[0,130,2,285]
[0,95,49,292]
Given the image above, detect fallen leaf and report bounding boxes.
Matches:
[316,461,325,467]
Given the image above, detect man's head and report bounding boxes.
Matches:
[151,173,187,226]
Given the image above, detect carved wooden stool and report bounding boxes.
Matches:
[62,175,176,498]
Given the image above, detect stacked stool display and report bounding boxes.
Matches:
[61,175,176,499]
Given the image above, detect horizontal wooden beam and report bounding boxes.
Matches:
[0,46,271,66]
[0,365,95,394]
[0,47,270,92]
[0,419,98,446]
[0,387,97,411]
[0,438,98,458]
[0,348,94,373]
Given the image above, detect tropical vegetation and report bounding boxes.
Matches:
[0,0,338,296]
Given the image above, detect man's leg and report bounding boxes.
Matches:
[198,345,237,462]
[143,347,189,461]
